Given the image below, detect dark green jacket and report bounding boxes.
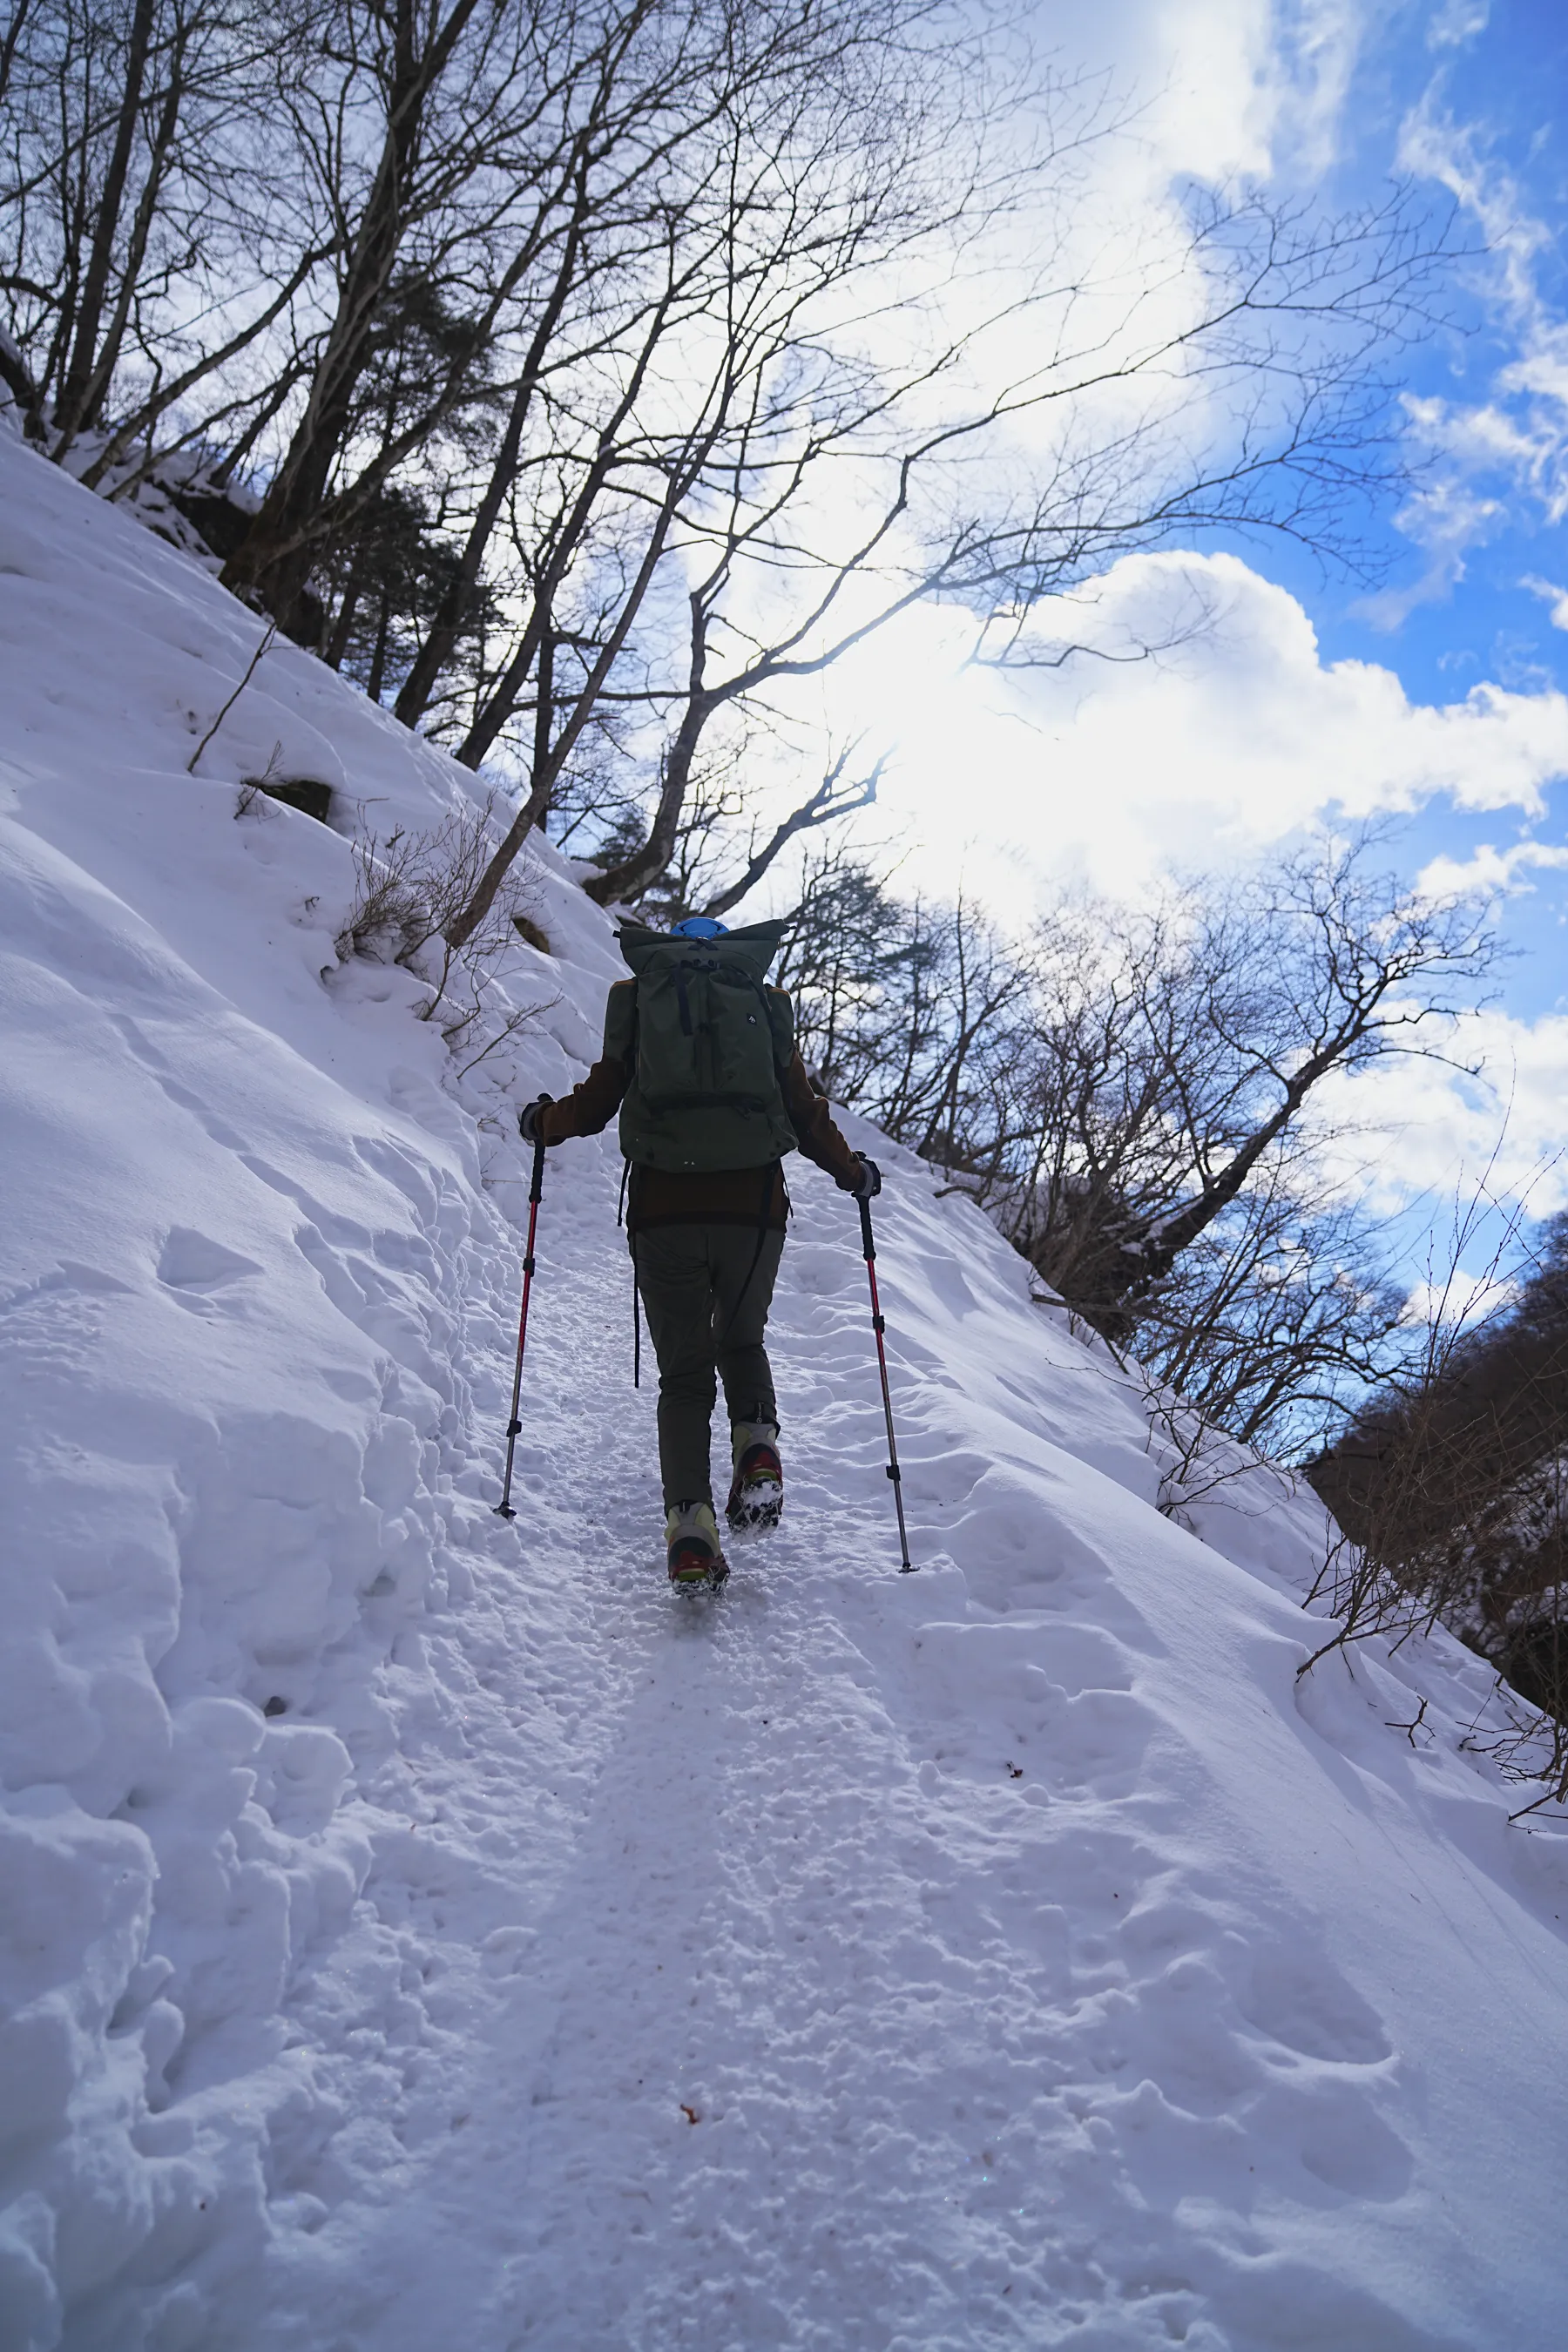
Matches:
[540,979,863,1232]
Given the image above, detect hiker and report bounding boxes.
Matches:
[519,916,880,1588]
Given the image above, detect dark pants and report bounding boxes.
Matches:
[632,1223,786,1508]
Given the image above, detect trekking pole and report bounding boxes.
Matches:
[859,1195,914,1571]
[495,1131,547,1519]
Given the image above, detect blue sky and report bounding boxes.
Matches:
[802,0,1568,1252]
[1269,0,1568,1011]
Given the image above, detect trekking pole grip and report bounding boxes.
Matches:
[859,1195,875,1260]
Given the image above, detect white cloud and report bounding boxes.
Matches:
[1318,1005,1568,1218]
[1074,0,1369,189]
[1039,0,1276,191]
[1426,0,1490,52]
[1382,94,1568,602]
[726,13,1568,1221]
[789,10,1568,1232]
[1523,574,1568,632]
[1263,0,1369,177]
[1358,464,1505,627]
[1414,837,1568,902]
[814,551,1568,917]
[986,13,1565,635]
[756,538,1568,1228]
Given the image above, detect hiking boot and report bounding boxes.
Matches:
[666,1500,728,1589]
[726,1421,783,1532]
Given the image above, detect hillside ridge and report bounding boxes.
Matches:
[3,424,1566,2351]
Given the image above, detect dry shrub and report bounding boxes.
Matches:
[1137,1372,1293,1531]
[337,796,556,1064]
[1305,1195,1568,1811]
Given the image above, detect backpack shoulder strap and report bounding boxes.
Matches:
[763,983,794,1071]
[603,977,639,1066]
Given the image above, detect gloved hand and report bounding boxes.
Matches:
[518,1094,554,1145]
[852,1155,882,1200]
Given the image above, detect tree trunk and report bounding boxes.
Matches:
[53,0,156,448]
[394,166,589,729]
[0,0,37,113]
[323,569,363,671]
[446,476,688,950]
[0,332,41,428]
[1079,1052,1347,1337]
[581,598,713,906]
[81,260,322,494]
[366,587,393,704]
[221,0,482,628]
[531,623,556,807]
[581,705,708,905]
[700,751,884,919]
[71,51,187,435]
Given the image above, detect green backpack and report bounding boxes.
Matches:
[615,920,799,1173]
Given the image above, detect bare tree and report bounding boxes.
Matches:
[1121,1144,1411,1457]
[699,742,888,921]
[216,0,592,634]
[765,831,1496,1461]
[554,186,1451,913]
[1308,1201,1568,1720]
[423,0,1004,937]
[6,0,1454,961]
[50,0,158,442]
[211,0,938,647]
[1,0,300,456]
[996,835,1494,1342]
[6,0,838,625]
[774,842,1036,1163]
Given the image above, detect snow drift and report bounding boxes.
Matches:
[3,419,1567,2352]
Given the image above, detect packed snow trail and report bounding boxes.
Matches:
[218,1149,1548,2352]
[5,419,1568,2350]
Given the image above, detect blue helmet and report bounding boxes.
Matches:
[668,916,729,940]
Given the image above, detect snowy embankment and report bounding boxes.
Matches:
[3,422,1566,2352]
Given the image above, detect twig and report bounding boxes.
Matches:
[1384,1694,1429,1747]
[453,992,561,1078]
[188,619,278,774]
[235,740,287,816]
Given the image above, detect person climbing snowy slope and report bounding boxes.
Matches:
[520,915,880,1586]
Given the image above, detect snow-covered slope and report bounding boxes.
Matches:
[3,423,1567,2352]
